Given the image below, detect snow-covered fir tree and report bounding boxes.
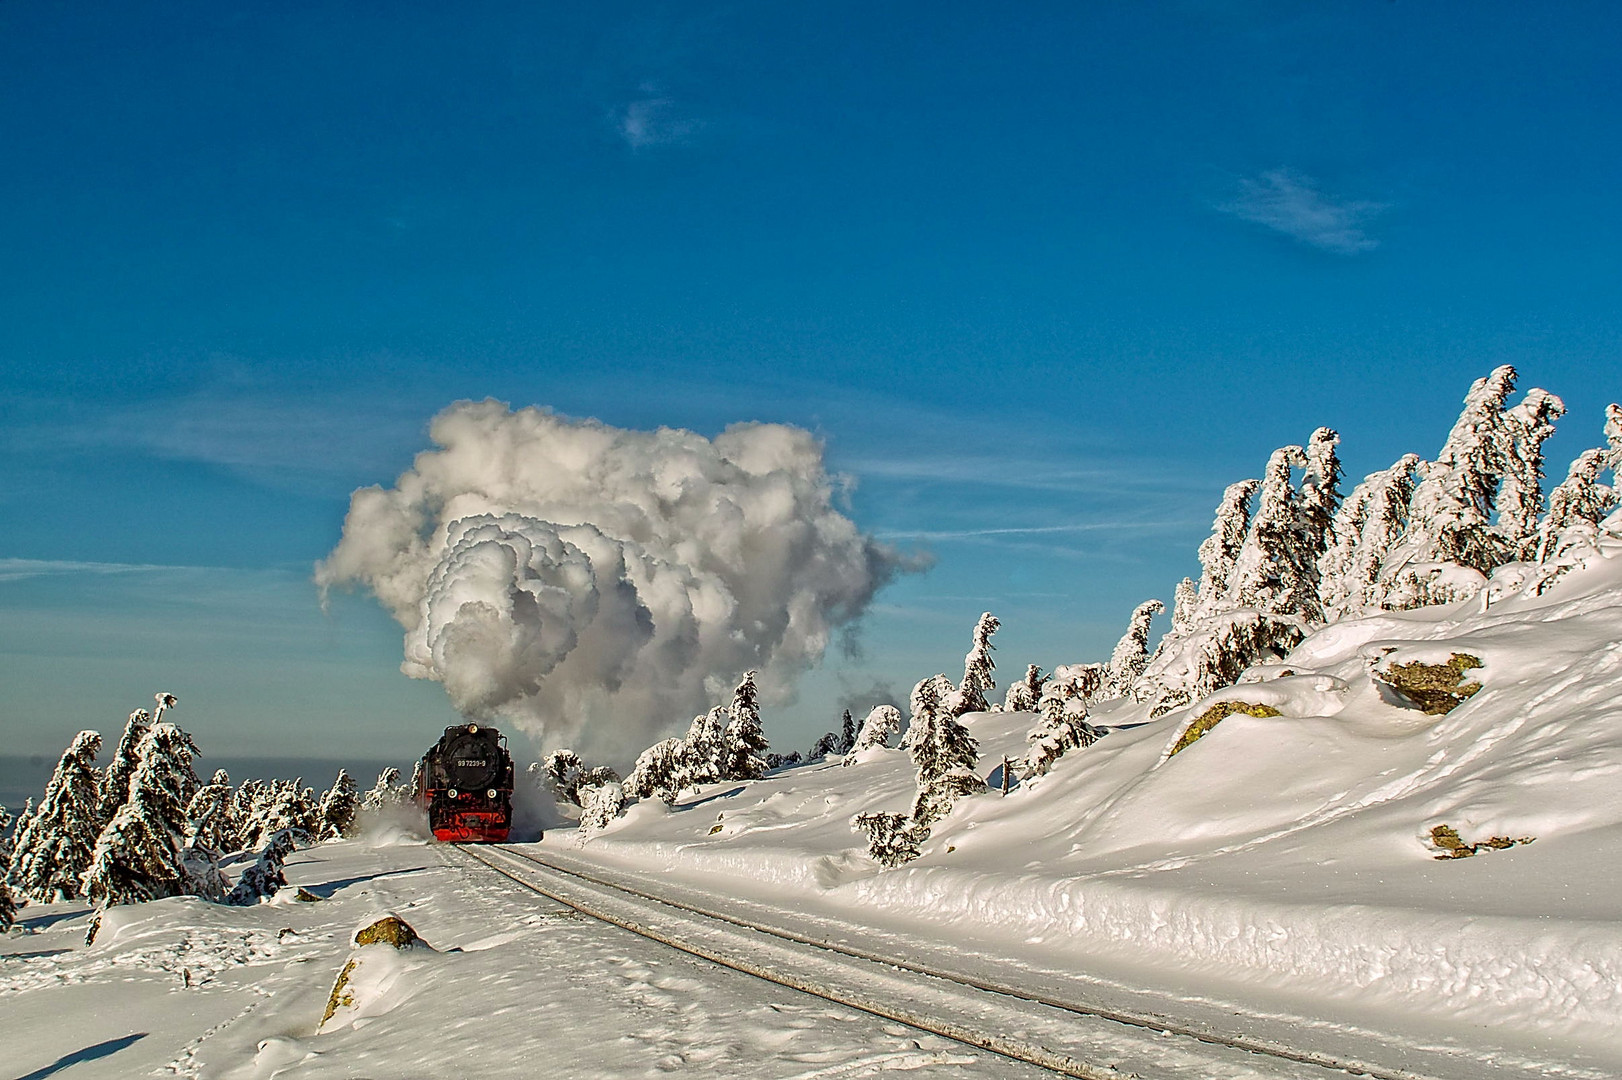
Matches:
[850,810,924,868]
[905,674,986,829]
[0,804,18,931]
[1605,403,1622,473]
[624,738,689,804]
[1538,448,1617,563]
[1319,454,1421,619]
[179,774,235,902]
[682,706,729,786]
[1103,599,1164,699]
[837,710,856,755]
[843,705,902,764]
[0,802,14,875]
[1169,577,1199,636]
[722,670,770,781]
[578,781,625,831]
[229,779,266,846]
[10,730,104,903]
[1023,683,1101,779]
[361,768,401,813]
[1402,365,1520,573]
[1139,611,1307,716]
[952,612,999,715]
[1002,664,1047,713]
[317,770,359,841]
[1227,444,1320,619]
[543,749,586,806]
[406,759,426,801]
[1192,479,1260,620]
[1300,427,1343,561]
[807,731,841,760]
[184,776,237,855]
[294,782,320,838]
[81,722,202,908]
[98,709,149,825]
[1496,387,1566,559]
[242,780,309,852]
[225,829,298,906]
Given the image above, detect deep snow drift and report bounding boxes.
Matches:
[537,527,1622,1075]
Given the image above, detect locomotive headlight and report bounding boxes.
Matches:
[447,788,458,798]
[487,789,497,799]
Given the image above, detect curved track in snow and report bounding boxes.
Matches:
[454,842,1443,1080]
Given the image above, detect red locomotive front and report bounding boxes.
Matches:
[421,723,515,842]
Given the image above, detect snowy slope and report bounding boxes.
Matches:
[539,536,1622,1075]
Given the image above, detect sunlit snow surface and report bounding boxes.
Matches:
[0,826,1028,1079]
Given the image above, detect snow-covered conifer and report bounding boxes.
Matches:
[1605,403,1622,474]
[1537,449,1615,563]
[843,705,902,765]
[1193,479,1260,619]
[722,670,770,781]
[0,804,17,930]
[1024,686,1100,779]
[225,829,297,905]
[1404,366,1519,572]
[10,731,104,903]
[578,782,625,831]
[1319,454,1420,619]
[0,802,14,873]
[362,768,401,813]
[851,811,923,868]
[683,706,729,786]
[1170,577,1199,636]
[1104,599,1164,699]
[1001,665,1047,713]
[807,731,841,760]
[243,780,308,852]
[905,675,985,828]
[99,709,150,824]
[185,779,237,855]
[230,779,267,847]
[953,613,1000,715]
[1228,445,1317,618]
[1498,388,1566,558]
[837,710,856,755]
[1139,612,1307,716]
[317,770,359,841]
[1301,427,1343,548]
[406,759,426,802]
[81,723,201,907]
[543,749,585,805]
[624,738,689,804]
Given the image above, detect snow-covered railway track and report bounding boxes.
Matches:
[454,843,1433,1080]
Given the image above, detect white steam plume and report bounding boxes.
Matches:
[316,400,904,764]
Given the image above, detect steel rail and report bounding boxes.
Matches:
[456,842,1440,1080]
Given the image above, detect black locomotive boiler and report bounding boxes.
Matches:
[421,723,515,842]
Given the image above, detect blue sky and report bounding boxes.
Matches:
[3,1,1619,762]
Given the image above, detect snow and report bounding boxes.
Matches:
[526,537,1622,1078]
[1,826,1050,1078]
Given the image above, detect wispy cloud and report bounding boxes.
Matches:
[0,558,198,583]
[1220,168,1387,255]
[875,520,1199,542]
[616,87,704,149]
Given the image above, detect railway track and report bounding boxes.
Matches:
[454,842,1451,1080]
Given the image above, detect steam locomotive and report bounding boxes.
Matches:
[421,723,515,842]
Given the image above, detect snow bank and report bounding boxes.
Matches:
[545,540,1622,1063]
